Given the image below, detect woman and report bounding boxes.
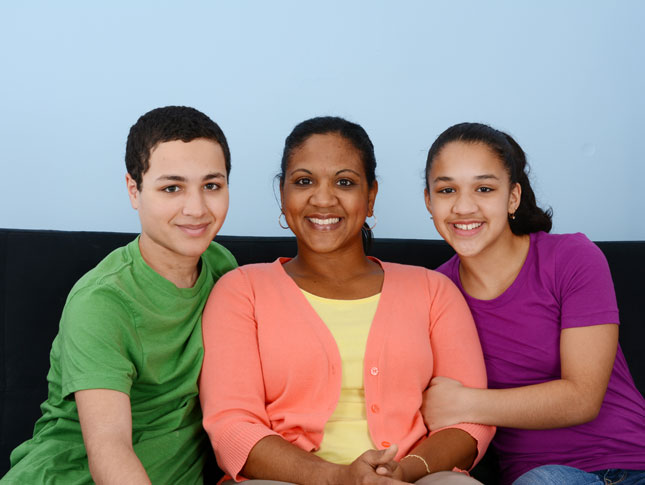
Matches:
[200,117,494,484]
[422,122,645,485]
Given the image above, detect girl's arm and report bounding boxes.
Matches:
[423,323,618,430]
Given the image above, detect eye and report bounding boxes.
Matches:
[477,186,493,193]
[295,177,313,186]
[162,185,180,193]
[437,187,455,194]
[204,183,221,191]
[337,178,354,187]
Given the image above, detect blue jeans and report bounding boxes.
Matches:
[513,465,645,485]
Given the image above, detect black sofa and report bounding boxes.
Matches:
[1,228,643,483]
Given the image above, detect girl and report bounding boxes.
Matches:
[422,122,645,485]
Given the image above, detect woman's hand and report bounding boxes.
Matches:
[335,445,411,484]
[422,376,472,431]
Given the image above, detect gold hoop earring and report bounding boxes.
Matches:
[366,214,378,231]
[278,212,289,230]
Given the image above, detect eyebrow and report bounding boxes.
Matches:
[433,174,500,183]
[288,168,312,176]
[336,169,361,176]
[155,173,226,183]
[288,168,361,176]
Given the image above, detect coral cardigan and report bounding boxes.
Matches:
[200,258,494,480]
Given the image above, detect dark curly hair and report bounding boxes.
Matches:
[125,106,230,189]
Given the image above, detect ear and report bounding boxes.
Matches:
[424,188,432,216]
[279,182,285,213]
[126,173,140,210]
[367,180,378,217]
[508,182,521,214]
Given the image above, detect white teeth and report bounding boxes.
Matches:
[454,222,482,230]
[309,217,340,225]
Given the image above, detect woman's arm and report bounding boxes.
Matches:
[424,273,495,460]
[397,429,477,482]
[200,269,283,479]
[423,324,618,430]
[390,271,494,479]
[243,436,410,485]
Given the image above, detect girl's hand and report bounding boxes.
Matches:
[422,376,471,430]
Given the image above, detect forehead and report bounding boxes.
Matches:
[146,138,226,174]
[289,133,364,172]
[431,141,507,177]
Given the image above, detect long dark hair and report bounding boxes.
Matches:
[425,122,552,235]
[279,116,377,249]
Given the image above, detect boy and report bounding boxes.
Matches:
[1,106,237,484]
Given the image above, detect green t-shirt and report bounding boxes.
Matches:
[3,237,237,485]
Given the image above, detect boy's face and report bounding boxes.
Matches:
[126,138,229,267]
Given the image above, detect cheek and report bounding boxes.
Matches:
[355,188,373,212]
[208,193,230,218]
[427,197,447,217]
[495,192,515,213]
[353,194,370,212]
[281,188,303,213]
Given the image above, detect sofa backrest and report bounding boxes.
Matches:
[1,229,643,479]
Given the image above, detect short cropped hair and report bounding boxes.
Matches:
[125,106,230,189]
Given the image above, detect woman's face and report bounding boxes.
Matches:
[425,141,520,259]
[280,132,377,256]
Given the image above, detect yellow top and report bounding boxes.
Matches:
[302,289,381,464]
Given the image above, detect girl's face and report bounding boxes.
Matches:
[280,132,377,256]
[425,141,521,259]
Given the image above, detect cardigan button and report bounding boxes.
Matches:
[371,404,380,414]
[370,366,379,376]
[381,441,391,448]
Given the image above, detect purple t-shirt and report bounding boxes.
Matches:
[437,232,645,484]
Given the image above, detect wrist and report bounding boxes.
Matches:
[461,386,480,423]
[321,463,345,485]
[400,454,431,482]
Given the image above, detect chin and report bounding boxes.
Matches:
[177,239,212,258]
[302,238,345,255]
[454,248,483,259]
[445,238,485,258]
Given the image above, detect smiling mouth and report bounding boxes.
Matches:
[177,223,210,235]
[307,217,341,226]
[453,222,483,231]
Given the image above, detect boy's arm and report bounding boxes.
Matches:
[76,389,151,485]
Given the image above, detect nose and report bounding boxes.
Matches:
[182,189,207,217]
[452,191,477,215]
[310,182,337,207]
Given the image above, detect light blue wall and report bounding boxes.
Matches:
[1,1,643,240]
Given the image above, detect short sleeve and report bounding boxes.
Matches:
[59,286,139,399]
[555,234,619,329]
